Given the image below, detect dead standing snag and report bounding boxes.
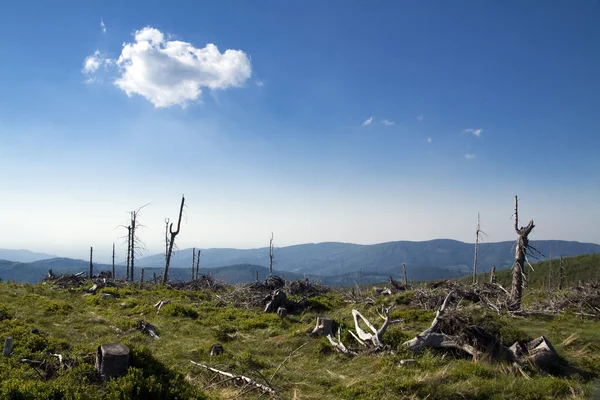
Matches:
[163,195,185,284]
[510,196,535,310]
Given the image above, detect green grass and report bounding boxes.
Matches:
[0,281,599,399]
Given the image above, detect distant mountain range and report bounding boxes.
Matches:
[1,239,599,285]
[135,239,600,277]
[0,249,58,263]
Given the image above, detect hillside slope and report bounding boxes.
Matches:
[473,253,600,289]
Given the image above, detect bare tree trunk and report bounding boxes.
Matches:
[510,196,535,310]
[473,213,481,284]
[89,247,93,278]
[402,263,408,286]
[191,247,196,281]
[130,212,136,282]
[153,273,157,285]
[489,266,496,284]
[255,270,259,283]
[269,232,274,278]
[195,249,200,280]
[112,243,115,279]
[559,256,564,290]
[140,269,144,286]
[164,218,170,260]
[126,226,131,281]
[163,195,185,284]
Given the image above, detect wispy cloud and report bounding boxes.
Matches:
[463,128,482,137]
[100,19,106,34]
[427,137,432,144]
[381,119,395,126]
[362,116,373,126]
[465,153,475,159]
[81,26,252,108]
[417,114,424,122]
[82,50,103,74]
[255,80,264,87]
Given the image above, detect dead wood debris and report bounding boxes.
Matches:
[137,320,160,339]
[190,360,277,397]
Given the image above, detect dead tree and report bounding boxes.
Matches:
[489,266,496,284]
[195,249,200,281]
[130,211,136,281]
[510,196,535,310]
[164,218,170,260]
[163,195,185,284]
[191,247,196,281]
[111,243,115,279]
[473,213,485,284]
[269,232,274,278]
[118,204,149,282]
[402,263,408,286]
[126,226,131,281]
[89,247,93,278]
[559,256,565,290]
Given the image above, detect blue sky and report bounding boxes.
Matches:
[0,1,599,261]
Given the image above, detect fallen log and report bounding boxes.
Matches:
[190,360,277,396]
[154,299,171,311]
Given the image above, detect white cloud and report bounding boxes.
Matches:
[362,116,373,126]
[82,50,103,74]
[465,153,475,159]
[417,114,424,122]
[100,19,106,33]
[82,26,252,108]
[256,80,264,87]
[427,137,432,143]
[381,119,395,126]
[464,128,482,137]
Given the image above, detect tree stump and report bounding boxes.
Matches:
[96,343,131,378]
[264,289,287,313]
[3,337,13,357]
[276,307,288,318]
[310,316,334,337]
[210,343,223,356]
[525,336,557,368]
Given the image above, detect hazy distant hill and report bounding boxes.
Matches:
[0,249,57,263]
[0,258,115,283]
[136,239,600,277]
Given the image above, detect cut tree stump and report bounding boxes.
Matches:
[525,336,557,368]
[95,343,131,378]
[210,343,223,356]
[3,337,13,357]
[310,316,334,337]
